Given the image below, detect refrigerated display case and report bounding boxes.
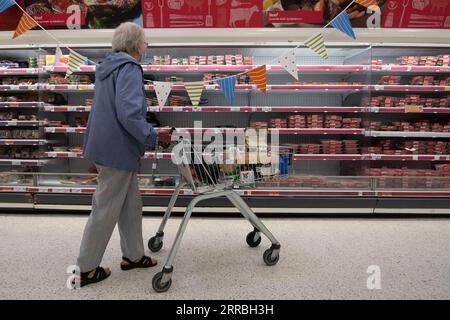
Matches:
[0,29,449,214]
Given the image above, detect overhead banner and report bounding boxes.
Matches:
[382,0,450,29]
[264,0,325,26]
[141,0,262,28]
[0,0,143,29]
[1,0,449,30]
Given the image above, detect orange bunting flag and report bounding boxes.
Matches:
[246,65,267,95]
[13,13,38,39]
[354,0,377,7]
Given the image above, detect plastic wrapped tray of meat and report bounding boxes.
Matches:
[249,121,268,129]
[270,118,287,128]
[307,115,324,128]
[299,144,321,154]
[378,76,401,85]
[288,115,306,128]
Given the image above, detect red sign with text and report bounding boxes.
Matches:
[32,13,86,27]
[264,0,324,26]
[141,0,262,28]
[382,0,450,28]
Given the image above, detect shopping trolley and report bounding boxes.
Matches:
[148,137,281,293]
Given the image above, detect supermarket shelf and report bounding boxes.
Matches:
[1,84,448,93]
[293,154,450,161]
[0,120,45,127]
[1,185,450,198]
[44,127,86,133]
[269,128,364,135]
[368,131,450,138]
[293,154,364,160]
[0,84,39,91]
[151,106,366,113]
[268,85,366,91]
[370,65,450,73]
[1,28,449,47]
[0,159,46,166]
[35,65,450,74]
[0,102,43,108]
[42,84,94,91]
[0,139,47,145]
[370,107,450,114]
[0,68,43,75]
[44,105,91,112]
[45,127,450,136]
[46,65,96,73]
[39,105,450,114]
[45,151,173,159]
[44,152,450,162]
[45,151,83,158]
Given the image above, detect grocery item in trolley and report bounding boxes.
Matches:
[175,142,280,193]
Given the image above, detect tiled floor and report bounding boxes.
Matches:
[0,214,449,299]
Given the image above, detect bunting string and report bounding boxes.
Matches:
[10,1,97,66]
[5,0,361,105]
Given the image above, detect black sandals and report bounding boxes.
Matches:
[80,266,111,287]
[121,256,157,270]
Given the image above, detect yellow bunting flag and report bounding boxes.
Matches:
[354,0,377,7]
[246,65,267,95]
[13,13,38,39]
[66,49,87,78]
[304,33,328,60]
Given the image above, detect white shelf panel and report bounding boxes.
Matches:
[1,185,449,198]
[0,159,46,166]
[0,121,45,127]
[0,102,43,108]
[0,139,47,145]
[368,131,450,138]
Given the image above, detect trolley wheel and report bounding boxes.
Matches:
[246,231,261,248]
[148,236,163,252]
[152,272,172,293]
[263,248,279,266]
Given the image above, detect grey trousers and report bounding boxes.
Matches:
[77,163,145,272]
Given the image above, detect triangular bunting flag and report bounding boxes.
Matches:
[246,65,267,95]
[184,81,204,107]
[65,49,87,78]
[0,0,15,13]
[217,76,236,105]
[304,33,328,60]
[154,81,173,107]
[354,0,376,7]
[278,49,298,80]
[13,13,38,39]
[330,11,355,40]
[54,45,63,66]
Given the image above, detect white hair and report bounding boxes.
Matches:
[112,22,145,56]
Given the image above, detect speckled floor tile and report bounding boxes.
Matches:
[0,214,448,300]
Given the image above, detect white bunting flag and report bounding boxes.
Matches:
[154,81,173,107]
[184,81,204,107]
[278,49,298,80]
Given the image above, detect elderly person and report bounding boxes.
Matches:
[76,22,164,287]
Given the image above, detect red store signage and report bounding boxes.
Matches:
[141,0,263,28]
[382,0,450,28]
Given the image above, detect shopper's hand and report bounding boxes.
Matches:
[157,127,174,149]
